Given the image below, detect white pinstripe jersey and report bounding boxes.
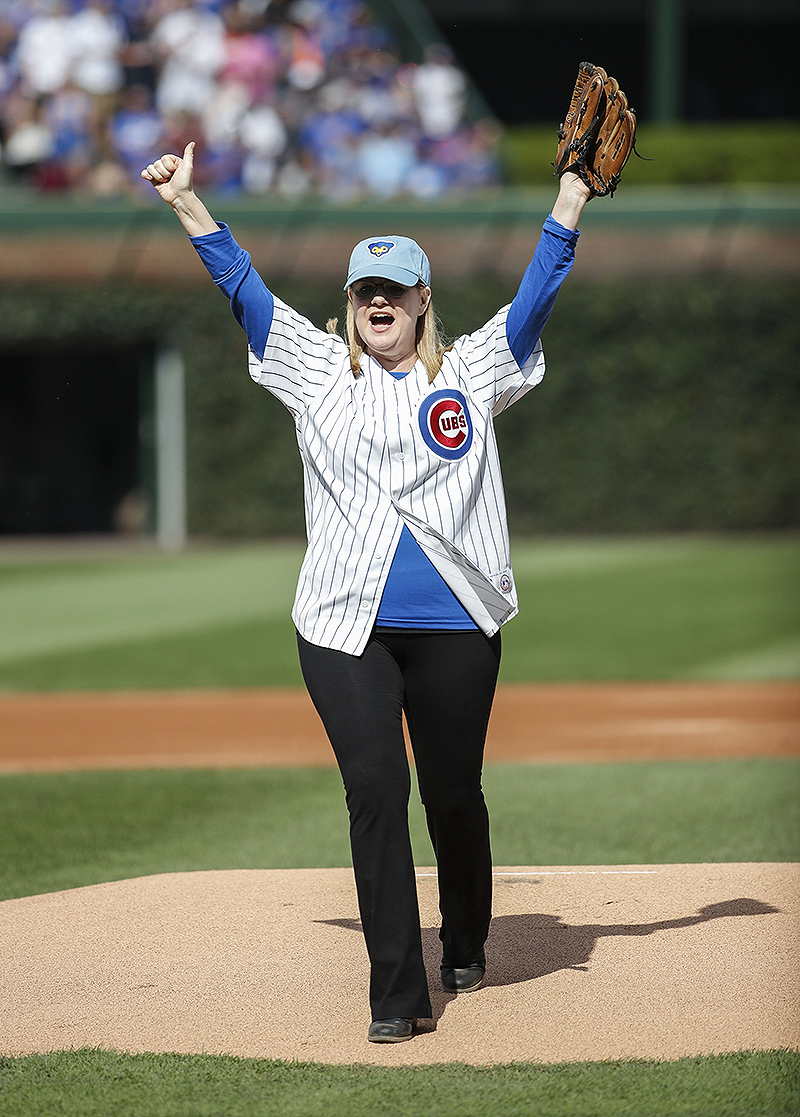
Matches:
[249,296,546,656]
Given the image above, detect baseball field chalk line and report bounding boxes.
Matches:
[415,870,660,878]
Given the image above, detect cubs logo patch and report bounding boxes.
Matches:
[498,572,513,594]
[418,389,473,461]
[368,241,394,257]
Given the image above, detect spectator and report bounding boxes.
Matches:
[69,0,126,103]
[218,3,279,104]
[84,147,131,193]
[151,0,226,116]
[0,0,500,198]
[119,2,159,93]
[456,117,502,189]
[279,6,326,92]
[2,94,54,181]
[410,43,466,140]
[238,101,287,192]
[109,81,163,184]
[15,0,75,98]
[298,95,366,196]
[356,120,417,198]
[201,76,250,148]
[45,79,98,185]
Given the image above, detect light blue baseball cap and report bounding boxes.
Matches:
[344,235,431,290]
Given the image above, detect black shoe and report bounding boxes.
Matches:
[441,963,485,993]
[367,1017,416,1043]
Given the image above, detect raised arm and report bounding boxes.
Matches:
[141,140,343,417]
[141,140,276,371]
[551,170,592,231]
[141,141,219,238]
[503,171,592,369]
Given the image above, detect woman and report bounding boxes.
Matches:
[142,142,591,1042]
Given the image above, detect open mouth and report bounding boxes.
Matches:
[369,313,395,328]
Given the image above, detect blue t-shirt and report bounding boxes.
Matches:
[376,525,478,629]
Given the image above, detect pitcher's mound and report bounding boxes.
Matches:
[1,864,797,1065]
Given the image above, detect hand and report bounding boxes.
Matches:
[141,141,195,206]
[558,170,592,204]
[551,170,592,230]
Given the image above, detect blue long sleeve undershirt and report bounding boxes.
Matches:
[505,213,580,366]
[190,223,275,360]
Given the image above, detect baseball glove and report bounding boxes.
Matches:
[553,61,638,198]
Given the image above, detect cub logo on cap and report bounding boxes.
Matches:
[419,389,473,461]
[368,241,394,257]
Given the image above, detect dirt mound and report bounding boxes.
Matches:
[1,863,797,1065]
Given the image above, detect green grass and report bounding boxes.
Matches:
[0,614,307,690]
[503,535,800,682]
[483,760,800,867]
[2,1049,798,1117]
[0,535,797,690]
[0,542,304,662]
[1,759,797,903]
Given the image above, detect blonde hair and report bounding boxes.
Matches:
[326,284,451,384]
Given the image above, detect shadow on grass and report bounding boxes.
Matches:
[318,897,780,1025]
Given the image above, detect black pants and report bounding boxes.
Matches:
[297,627,501,1021]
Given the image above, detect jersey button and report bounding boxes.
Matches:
[397,453,405,460]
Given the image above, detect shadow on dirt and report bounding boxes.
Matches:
[318,897,780,1023]
[476,897,780,988]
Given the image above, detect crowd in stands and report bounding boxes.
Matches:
[0,0,501,199]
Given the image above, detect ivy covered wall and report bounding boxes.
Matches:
[1,275,797,537]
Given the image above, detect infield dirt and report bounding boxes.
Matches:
[1,681,798,772]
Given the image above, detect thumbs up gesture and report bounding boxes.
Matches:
[141,141,196,206]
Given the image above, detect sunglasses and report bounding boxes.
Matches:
[350,280,411,299]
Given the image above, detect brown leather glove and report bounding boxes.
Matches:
[554,62,638,198]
